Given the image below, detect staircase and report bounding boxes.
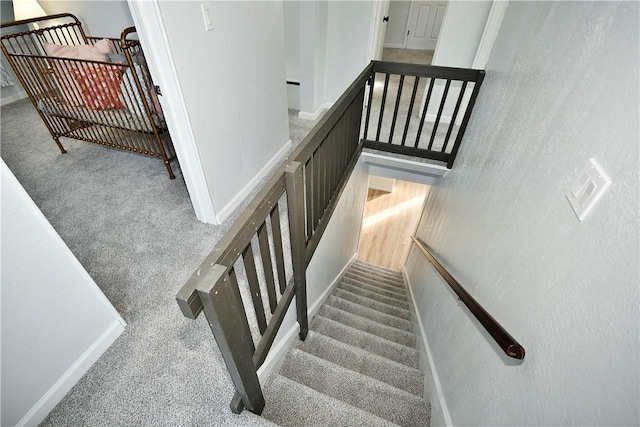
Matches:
[261,260,430,426]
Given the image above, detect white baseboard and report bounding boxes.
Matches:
[256,253,356,384]
[215,139,292,224]
[1,91,28,106]
[298,102,333,121]
[16,320,125,427]
[404,266,452,427]
[424,113,453,125]
[384,43,404,49]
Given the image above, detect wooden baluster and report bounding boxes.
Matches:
[285,161,308,340]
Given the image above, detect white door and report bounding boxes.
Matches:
[405,1,447,50]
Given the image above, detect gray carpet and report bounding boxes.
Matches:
[261,260,430,427]
[1,97,317,426]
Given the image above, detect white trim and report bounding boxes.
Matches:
[256,253,357,384]
[127,0,217,224]
[404,265,452,427]
[1,90,28,106]
[471,0,509,69]
[424,113,452,124]
[383,43,404,49]
[298,102,333,121]
[361,151,449,174]
[16,321,125,427]
[214,139,292,224]
[367,0,383,61]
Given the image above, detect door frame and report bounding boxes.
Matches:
[127,0,217,224]
[367,0,390,61]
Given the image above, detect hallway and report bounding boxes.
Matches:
[358,178,429,271]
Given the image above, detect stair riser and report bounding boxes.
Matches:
[310,315,420,369]
[325,296,414,332]
[340,276,408,300]
[334,289,412,320]
[297,332,424,396]
[339,283,410,310]
[319,305,416,348]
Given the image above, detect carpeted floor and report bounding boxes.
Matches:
[1,97,317,426]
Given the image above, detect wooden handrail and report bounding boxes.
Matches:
[411,237,526,360]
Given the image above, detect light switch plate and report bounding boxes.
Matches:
[566,158,611,221]
[201,3,214,31]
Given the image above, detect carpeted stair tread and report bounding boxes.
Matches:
[353,260,403,277]
[348,270,404,287]
[325,295,414,332]
[338,283,410,310]
[318,305,416,347]
[349,265,404,282]
[296,331,424,396]
[340,276,408,300]
[344,270,405,288]
[261,375,399,427]
[280,349,430,426]
[333,288,412,320]
[341,276,408,299]
[310,315,420,368]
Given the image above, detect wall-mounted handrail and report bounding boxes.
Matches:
[411,237,525,360]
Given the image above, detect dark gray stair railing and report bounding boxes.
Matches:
[175,61,485,415]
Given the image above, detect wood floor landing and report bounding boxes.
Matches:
[358,179,429,271]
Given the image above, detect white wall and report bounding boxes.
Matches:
[283,0,300,82]
[431,0,492,68]
[38,0,134,38]
[384,1,411,48]
[298,0,374,118]
[298,0,328,117]
[1,161,126,427]
[324,1,374,104]
[406,2,639,425]
[283,0,300,109]
[1,0,27,105]
[156,1,290,223]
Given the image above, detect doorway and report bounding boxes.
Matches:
[383,1,447,51]
[358,176,430,271]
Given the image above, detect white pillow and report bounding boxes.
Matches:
[120,63,154,118]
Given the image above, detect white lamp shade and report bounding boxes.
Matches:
[13,0,47,21]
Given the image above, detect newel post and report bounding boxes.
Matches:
[285,161,308,340]
[196,265,264,414]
